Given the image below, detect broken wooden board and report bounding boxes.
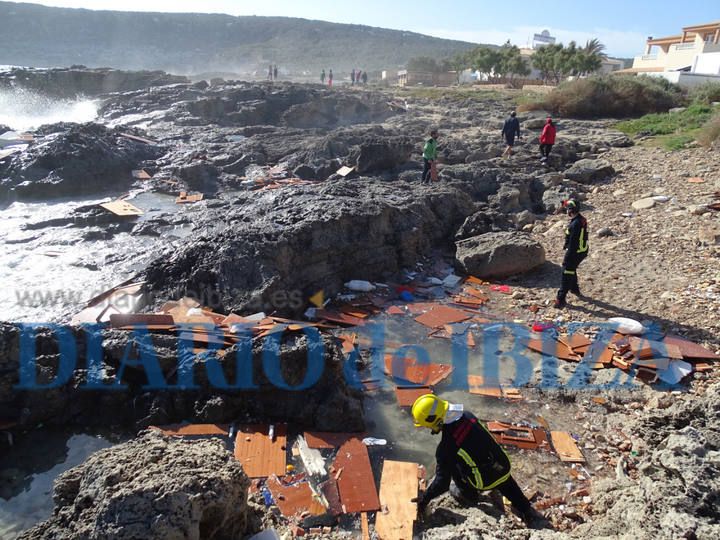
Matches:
[386,305,405,315]
[629,337,683,360]
[384,355,453,386]
[304,432,364,449]
[333,437,380,513]
[414,305,472,329]
[109,313,174,328]
[583,341,615,368]
[150,423,229,436]
[315,309,366,327]
[176,191,204,204]
[550,431,585,463]
[395,386,432,407]
[265,475,326,517]
[361,512,370,540]
[132,169,152,180]
[467,375,503,398]
[319,476,343,516]
[100,199,143,216]
[663,335,717,361]
[337,166,355,177]
[375,460,419,540]
[234,424,287,478]
[486,421,549,451]
[526,339,579,362]
[558,333,592,351]
[120,132,158,145]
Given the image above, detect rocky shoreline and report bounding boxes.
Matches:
[1,68,718,539]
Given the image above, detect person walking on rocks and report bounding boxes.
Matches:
[422,129,439,183]
[351,68,356,85]
[539,117,556,162]
[361,71,368,85]
[328,69,333,87]
[321,69,326,84]
[273,65,278,81]
[501,111,521,158]
[555,199,589,308]
[409,394,543,526]
[268,64,273,81]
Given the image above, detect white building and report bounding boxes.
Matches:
[623,21,720,86]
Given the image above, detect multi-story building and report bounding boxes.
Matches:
[625,21,720,85]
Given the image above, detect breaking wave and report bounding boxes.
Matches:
[0,87,98,131]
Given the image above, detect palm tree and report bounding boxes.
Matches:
[584,38,607,59]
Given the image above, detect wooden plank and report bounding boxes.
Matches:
[526,339,579,362]
[333,437,380,513]
[132,169,152,180]
[558,333,592,351]
[120,132,158,145]
[234,424,287,478]
[319,476,343,516]
[109,313,174,328]
[384,355,453,386]
[550,431,585,463]
[100,199,143,216]
[361,512,370,540]
[265,475,326,517]
[414,305,472,329]
[467,375,503,398]
[395,386,432,407]
[337,166,355,177]
[375,460,419,540]
[304,432,364,449]
[663,335,718,361]
[150,423,229,436]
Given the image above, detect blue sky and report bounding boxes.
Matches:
[4,0,719,56]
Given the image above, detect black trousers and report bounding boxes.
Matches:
[540,143,553,158]
[557,253,586,301]
[453,475,532,514]
[422,158,432,182]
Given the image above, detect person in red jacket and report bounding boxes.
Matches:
[539,117,556,162]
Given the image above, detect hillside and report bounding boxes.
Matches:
[0,1,479,76]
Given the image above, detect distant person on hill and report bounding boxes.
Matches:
[362,71,368,85]
[321,69,326,84]
[539,117,556,162]
[351,68,356,85]
[328,69,333,87]
[273,65,278,80]
[501,111,521,158]
[268,64,273,81]
[422,129,439,183]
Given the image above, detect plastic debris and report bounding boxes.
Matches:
[362,437,387,446]
[345,280,376,292]
[608,317,645,335]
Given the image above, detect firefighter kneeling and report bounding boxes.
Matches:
[410,394,545,526]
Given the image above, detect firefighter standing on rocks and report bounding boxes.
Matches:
[409,394,544,526]
[555,199,589,308]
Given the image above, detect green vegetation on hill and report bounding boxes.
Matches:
[616,103,715,150]
[0,1,480,75]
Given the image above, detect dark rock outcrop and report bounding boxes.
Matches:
[19,432,253,540]
[564,158,616,184]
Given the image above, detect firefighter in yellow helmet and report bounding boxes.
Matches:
[410,394,543,526]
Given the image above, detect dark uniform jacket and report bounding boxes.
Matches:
[563,213,589,264]
[421,412,512,504]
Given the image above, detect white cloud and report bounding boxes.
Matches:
[420,25,648,58]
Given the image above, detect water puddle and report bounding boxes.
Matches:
[0,430,118,539]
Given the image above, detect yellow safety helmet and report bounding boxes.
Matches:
[411,394,449,433]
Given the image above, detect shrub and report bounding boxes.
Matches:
[615,102,713,136]
[528,75,684,118]
[697,114,720,148]
[689,82,720,105]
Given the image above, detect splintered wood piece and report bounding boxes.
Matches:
[550,431,585,463]
[132,169,152,179]
[467,375,503,398]
[265,475,326,517]
[486,421,547,451]
[109,313,174,328]
[320,476,343,516]
[395,386,432,407]
[558,333,592,351]
[150,424,229,436]
[304,432,365,449]
[234,424,287,478]
[100,200,143,216]
[583,341,615,367]
[315,309,366,327]
[663,335,718,361]
[465,276,486,285]
[526,339,579,361]
[175,192,204,204]
[414,305,472,329]
[333,438,380,513]
[375,461,419,540]
[337,166,355,177]
[386,305,405,315]
[384,355,453,386]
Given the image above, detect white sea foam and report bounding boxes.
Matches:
[0,87,98,131]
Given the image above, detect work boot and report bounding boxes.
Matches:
[570,288,583,298]
[554,298,566,309]
[521,507,550,529]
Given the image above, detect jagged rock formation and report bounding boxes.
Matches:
[19,432,254,540]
